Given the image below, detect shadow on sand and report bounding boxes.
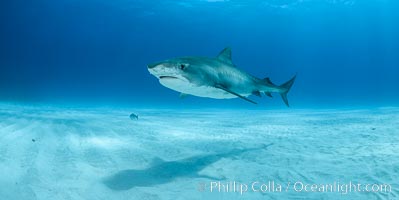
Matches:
[103,143,273,190]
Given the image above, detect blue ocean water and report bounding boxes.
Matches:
[1,0,398,107]
[1,0,399,199]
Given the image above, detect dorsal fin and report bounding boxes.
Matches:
[217,47,233,64]
[263,77,276,87]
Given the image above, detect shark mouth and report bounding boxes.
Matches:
[159,76,178,79]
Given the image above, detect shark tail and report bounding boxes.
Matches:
[279,75,296,107]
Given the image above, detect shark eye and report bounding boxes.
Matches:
[180,64,186,70]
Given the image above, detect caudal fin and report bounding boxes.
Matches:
[279,75,296,107]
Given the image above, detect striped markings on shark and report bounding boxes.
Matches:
[103,143,273,190]
[148,47,296,106]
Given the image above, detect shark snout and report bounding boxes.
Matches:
[147,62,168,78]
[148,61,167,70]
[147,63,159,69]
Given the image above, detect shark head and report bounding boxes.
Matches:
[147,58,193,84]
[147,48,233,88]
[147,57,215,96]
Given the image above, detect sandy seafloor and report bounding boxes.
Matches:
[0,103,398,200]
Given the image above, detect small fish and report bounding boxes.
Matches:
[129,113,138,120]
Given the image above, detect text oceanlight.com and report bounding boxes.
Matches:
[197,181,392,195]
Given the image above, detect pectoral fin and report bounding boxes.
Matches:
[215,85,257,104]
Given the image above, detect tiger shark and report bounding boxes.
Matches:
[148,47,296,105]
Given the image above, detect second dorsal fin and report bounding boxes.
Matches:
[263,77,276,86]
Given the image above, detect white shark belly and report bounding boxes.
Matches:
[160,78,243,99]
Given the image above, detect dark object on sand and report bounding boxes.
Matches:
[130,113,138,120]
[371,127,376,130]
[32,139,36,142]
[103,143,273,190]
